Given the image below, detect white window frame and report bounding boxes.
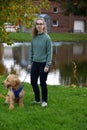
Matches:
[52,20,58,27]
[53,7,58,13]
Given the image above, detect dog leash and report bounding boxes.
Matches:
[22,69,30,83]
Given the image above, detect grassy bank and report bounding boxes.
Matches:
[0,76,87,130]
[8,32,87,42]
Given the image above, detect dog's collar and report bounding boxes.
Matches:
[11,85,23,98]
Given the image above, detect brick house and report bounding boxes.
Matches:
[41,1,87,33]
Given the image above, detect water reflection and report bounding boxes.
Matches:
[0,42,87,86]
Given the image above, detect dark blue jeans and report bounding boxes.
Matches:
[30,62,48,102]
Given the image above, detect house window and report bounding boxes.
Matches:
[53,7,58,13]
[52,20,58,27]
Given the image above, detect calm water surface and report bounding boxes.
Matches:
[1,42,87,86]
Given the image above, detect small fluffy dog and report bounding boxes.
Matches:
[2,74,24,110]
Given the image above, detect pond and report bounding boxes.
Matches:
[0,42,87,86]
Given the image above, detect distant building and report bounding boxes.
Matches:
[41,1,87,33]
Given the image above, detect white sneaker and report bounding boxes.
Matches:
[42,101,47,107]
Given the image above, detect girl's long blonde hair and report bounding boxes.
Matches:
[32,17,47,37]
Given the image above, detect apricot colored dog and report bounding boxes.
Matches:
[2,74,24,110]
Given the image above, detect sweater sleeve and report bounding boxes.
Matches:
[45,36,53,68]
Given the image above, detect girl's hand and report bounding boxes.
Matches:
[44,67,49,72]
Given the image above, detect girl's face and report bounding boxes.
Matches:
[35,19,44,33]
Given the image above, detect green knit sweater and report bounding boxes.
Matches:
[29,32,52,68]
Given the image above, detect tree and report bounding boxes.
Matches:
[49,0,87,16]
[0,0,50,45]
[60,0,87,16]
[50,0,87,16]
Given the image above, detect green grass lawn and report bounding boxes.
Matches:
[0,76,87,130]
[49,32,87,42]
[8,32,87,42]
